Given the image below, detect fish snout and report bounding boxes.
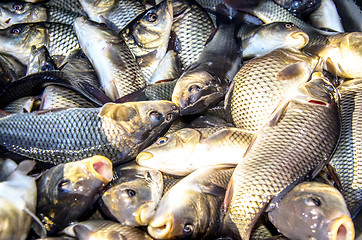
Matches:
[291,31,309,48]
[136,202,156,226]
[136,152,154,164]
[329,215,355,240]
[89,155,113,183]
[148,214,173,239]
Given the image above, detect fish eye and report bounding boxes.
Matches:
[10,26,22,34]
[146,12,158,22]
[285,23,294,28]
[188,85,201,94]
[57,179,71,193]
[305,197,321,207]
[149,111,162,122]
[183,224,194,236]
[126,189,136,197]
[13,2,24,11]
[156,136,168,144]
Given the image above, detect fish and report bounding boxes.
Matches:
[26,45,57,75]
[46,0,88,17]
[0,2,82,28]
[148,166,234,239]
[330,78,362,217]
[0,159,38,240]
[230,48,318,131]
[4,96,40,113]
[222,72,340,240]
[273,0,321,18]
[239,22,309,59]
[74,17,146,101]
[304,32,362,79]
[63,220,154,240]
[333,0,362,32]
[267,181,355,240]
[0,22,80,65]
[172,13,242,115]
[137,127,253,176]
[307,0,344,32]
[36,155,113,235]
[79,0,145,32]
[120,0,173,84]
[171,0,214,68]
[100,162,163,226]
[149,50,183,84]
[189,114,234,128]
[0,100,179,165]
[145,80,177,101]
[0,52,26,89]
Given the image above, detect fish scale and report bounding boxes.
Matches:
[46,0,87,16]
[48,5,82,25]
[231,48,317,132]
[172,0,214,68]
[330,79,362,217]
[47,23,80,58]
[224,90,340,239]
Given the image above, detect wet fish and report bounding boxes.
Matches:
[273,0,321,18]
[0,2,82,28]
[148,166,234,239]
[172,14,242,115]
[46,0,87,17]
[100,163,163,226]
[330,79,362,217]
[267,181,355,240]
[74,17,145,101]
[4,96,40,113]
[0,100,179,165]
[333,0,362,32]
[171,0,214,68]
[121,0,173,84]
[63,220,153,240]
[307,0,344,32]
[0,22,80,65]
[223,73,340,240]
[79,0,145,32]
[230,48,318,131]
[0,159,37,240]
[0,52,26,89]
[137,127,253,176]
[149,50,183,84]
[36,155,113,235]
[239,22,309,58]
[145,80,177,101]
[26,45,57,75]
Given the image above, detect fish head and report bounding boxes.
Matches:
[268,182,354,240]
[267,22,309,48]
[170,0,191,21]
[148,189,208,239]
[0,22,47,64]
[79,0,117,20]
[101,167,163,226]
[172,70,226,115]
[136,128,201,175]
[128,0,173,49]
[0,1,47,28]
[36,156,113,233]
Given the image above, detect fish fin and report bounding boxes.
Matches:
[115,87,148,103]
[99,15,121,33]
[178,128,201,143]
[155,78,177,84]
[73,225,93,239]
[326,57,338,77]
[78,81,112,105]
[16,160,36,175]
[205,28,219,46]
[99,102,137,122]
[199,182,227,197]
[200,129,234,146]
[168,31,182,54]
[223,177,234,213]
[0,109,11,117]
[51,55,65,67]
[25,207,47,239]
[223,81,234,123]
[268,98,291,127]
[137,50,159,68]
[325,164,343,192]
[104,45,127,70]
[277,61,309,80]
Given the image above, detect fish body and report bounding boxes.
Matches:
[148,166,234,239]
[63,220,153,240]
[0,160,37,240]
[273,0,321,18]
[46,0,87,16]
[4,96,40,113]
[149,50,183,84]
[121,0,173,84]
[100,163,163,226]
[26,45,57,75]
[74,17,145,101]
[137,127,253,176]
[333,0,362,32]
[145,80,177,101]
[0,22,79,65]
[0,101,179,165]
[223,73,340,240]
[231,48,318,131]
[330,79,362,217]
[172,16,242,115]
[36,156,113,235]
[268,181,355,240]
[307,0,344,32]
[0,52,26,89]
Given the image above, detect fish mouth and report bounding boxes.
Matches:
[291,31,309,48]
[136,152,154,164]
[148,214,173,239]
[89,155,113,183]
[136,203,156,226]
[171,95,181,108]
[329,215,354,240]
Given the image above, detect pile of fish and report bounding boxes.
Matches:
[0,0,361,239]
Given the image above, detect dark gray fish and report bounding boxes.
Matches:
[330,79,362,217]
[100,163,163,226]
[0,101,179,165]
[223,73,340,240]
[273,0,321,18]
[46,0,87,16]
[0,52,26,89]
[36,156,113,235]
[307,0,344,32]
[333,0,362,32]
[63,220,153,240]
[26,45,57,75]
